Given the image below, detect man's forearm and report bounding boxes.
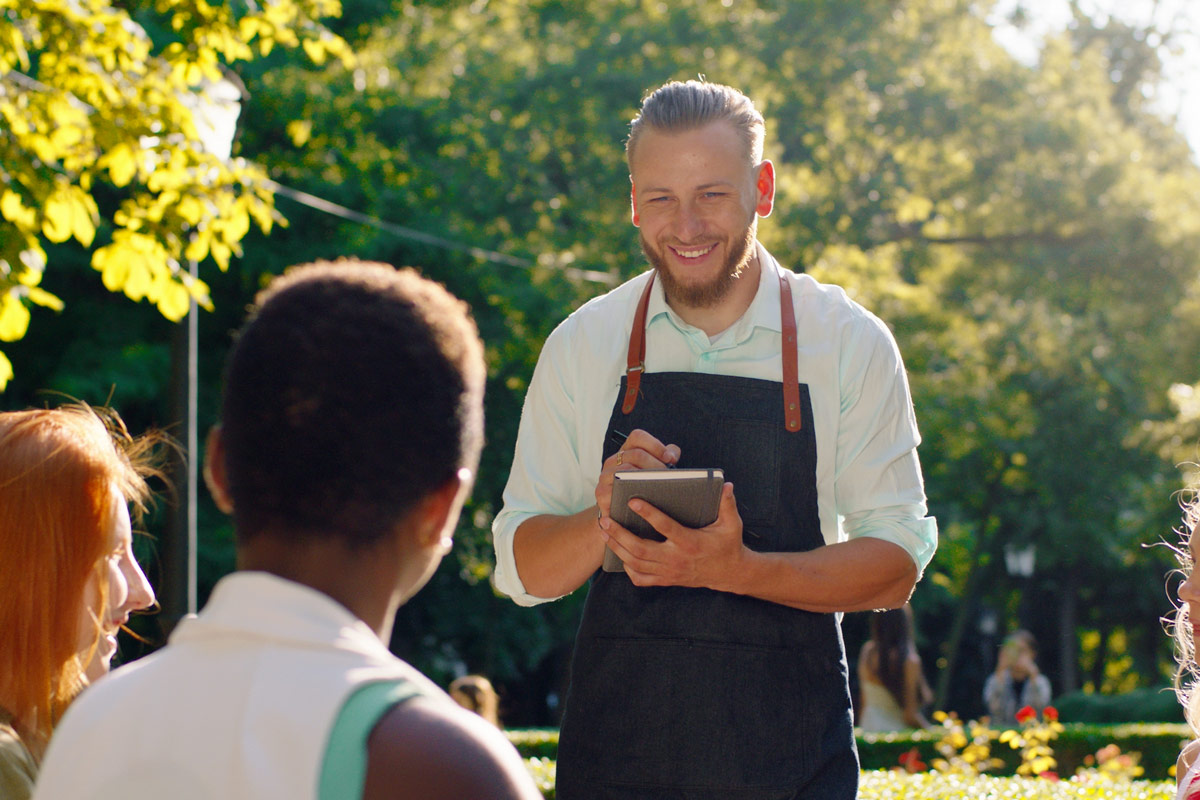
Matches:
[512,508,607,599]
[722,537,917,613]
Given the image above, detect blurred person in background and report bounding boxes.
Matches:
[449,675,501,727]
[0,405,160,799]
[856,604,933,731]
[983,629,1051,726]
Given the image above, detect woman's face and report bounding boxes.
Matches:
[76,483,156,682]
[1180,531,1200,646]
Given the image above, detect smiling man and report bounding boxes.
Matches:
[492,80,938,799]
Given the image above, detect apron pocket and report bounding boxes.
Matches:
[569,635,837,791]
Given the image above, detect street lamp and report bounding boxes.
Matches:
[164,71,243,628]
[1004,542,1036,578]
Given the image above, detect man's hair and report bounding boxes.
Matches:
[626,80,766,169]
[220,259,485,547]
[0,404,161,744]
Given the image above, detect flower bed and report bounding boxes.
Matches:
[517,762,1173,800]
[857,770,1174,798]
[508,721,1193,781]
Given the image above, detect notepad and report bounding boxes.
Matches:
[601,468,725,573]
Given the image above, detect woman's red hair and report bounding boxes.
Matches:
[0,404,160,752]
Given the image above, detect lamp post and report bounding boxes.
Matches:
[1004,542,1037,629]
[161,72,243,631]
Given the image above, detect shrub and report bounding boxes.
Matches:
[1055,689,1184,724]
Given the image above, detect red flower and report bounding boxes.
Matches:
[1039,771,1060,781]
[1043,706,1059,722]
[897,747,927,773]
[1015,705,1037,724]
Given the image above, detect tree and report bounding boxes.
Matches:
[0,0,352,389]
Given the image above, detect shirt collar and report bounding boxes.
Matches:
[645,241,783,343]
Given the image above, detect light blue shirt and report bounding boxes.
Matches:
[492,244,937,606]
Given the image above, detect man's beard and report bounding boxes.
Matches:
[641,219,757,309]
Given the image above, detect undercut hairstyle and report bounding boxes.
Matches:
[626,79,766,169]
[219,259,485,548]
[0,404,161,747]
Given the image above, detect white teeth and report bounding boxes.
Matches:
[675,245,714,258]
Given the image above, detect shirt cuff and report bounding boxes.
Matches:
[491,510,565,607]
[841,505,938,578]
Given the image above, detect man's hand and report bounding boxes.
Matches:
[600,482,745,591]
[594,428,681,517]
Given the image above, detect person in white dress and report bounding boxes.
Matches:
[856,604,932,731]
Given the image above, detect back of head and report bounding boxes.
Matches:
[449,674,500,727]
[626,79,765,169]
[0,405,154,741]
[220,260,485,548]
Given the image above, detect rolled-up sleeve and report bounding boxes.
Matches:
[834,313,937,575]
[492,322,594,606]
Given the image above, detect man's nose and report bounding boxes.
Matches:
[674,202,704,241]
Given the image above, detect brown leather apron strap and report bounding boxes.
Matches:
[621,273,655,414]
[622,263,801,431]
[778,269,802,432]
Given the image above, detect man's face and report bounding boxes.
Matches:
[630,120,771,309]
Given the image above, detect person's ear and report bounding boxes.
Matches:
[630,180,640,227]
[203,426,234,514]
[754,160,775,218]
[413,468,474,554]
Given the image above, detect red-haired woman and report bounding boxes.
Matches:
[0,405,161,799]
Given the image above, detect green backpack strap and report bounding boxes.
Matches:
[318,679,425,800]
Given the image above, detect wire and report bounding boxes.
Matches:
[263,179,614,285]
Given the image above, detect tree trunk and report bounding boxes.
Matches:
[934,549,999,710]
[1089,623,1109,692]
[1057,568,1079,695]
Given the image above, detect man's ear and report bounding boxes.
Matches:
[754,160,775,218]
[412,468,473,552]
[203,425,234,514]
[630,180,640,227]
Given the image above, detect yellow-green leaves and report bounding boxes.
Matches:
[0,0,352,389]
[92,232,213,321]
[0,291,31,342]
[41,184,98,246]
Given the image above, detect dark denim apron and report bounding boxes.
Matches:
[555,265,859,799]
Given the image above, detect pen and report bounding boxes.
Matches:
[609,430,676,467]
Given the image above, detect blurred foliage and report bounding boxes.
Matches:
[3,0,1200,726]
[0,0,352,387]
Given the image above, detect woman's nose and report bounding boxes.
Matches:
[1180,573,1200,607]
[121,551,156,614]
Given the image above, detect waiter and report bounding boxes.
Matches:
[492,79,938,798]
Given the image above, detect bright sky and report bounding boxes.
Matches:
[987,0,1200,161]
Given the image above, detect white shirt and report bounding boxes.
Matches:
[492,243,937,606]
[34,572,446,800]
